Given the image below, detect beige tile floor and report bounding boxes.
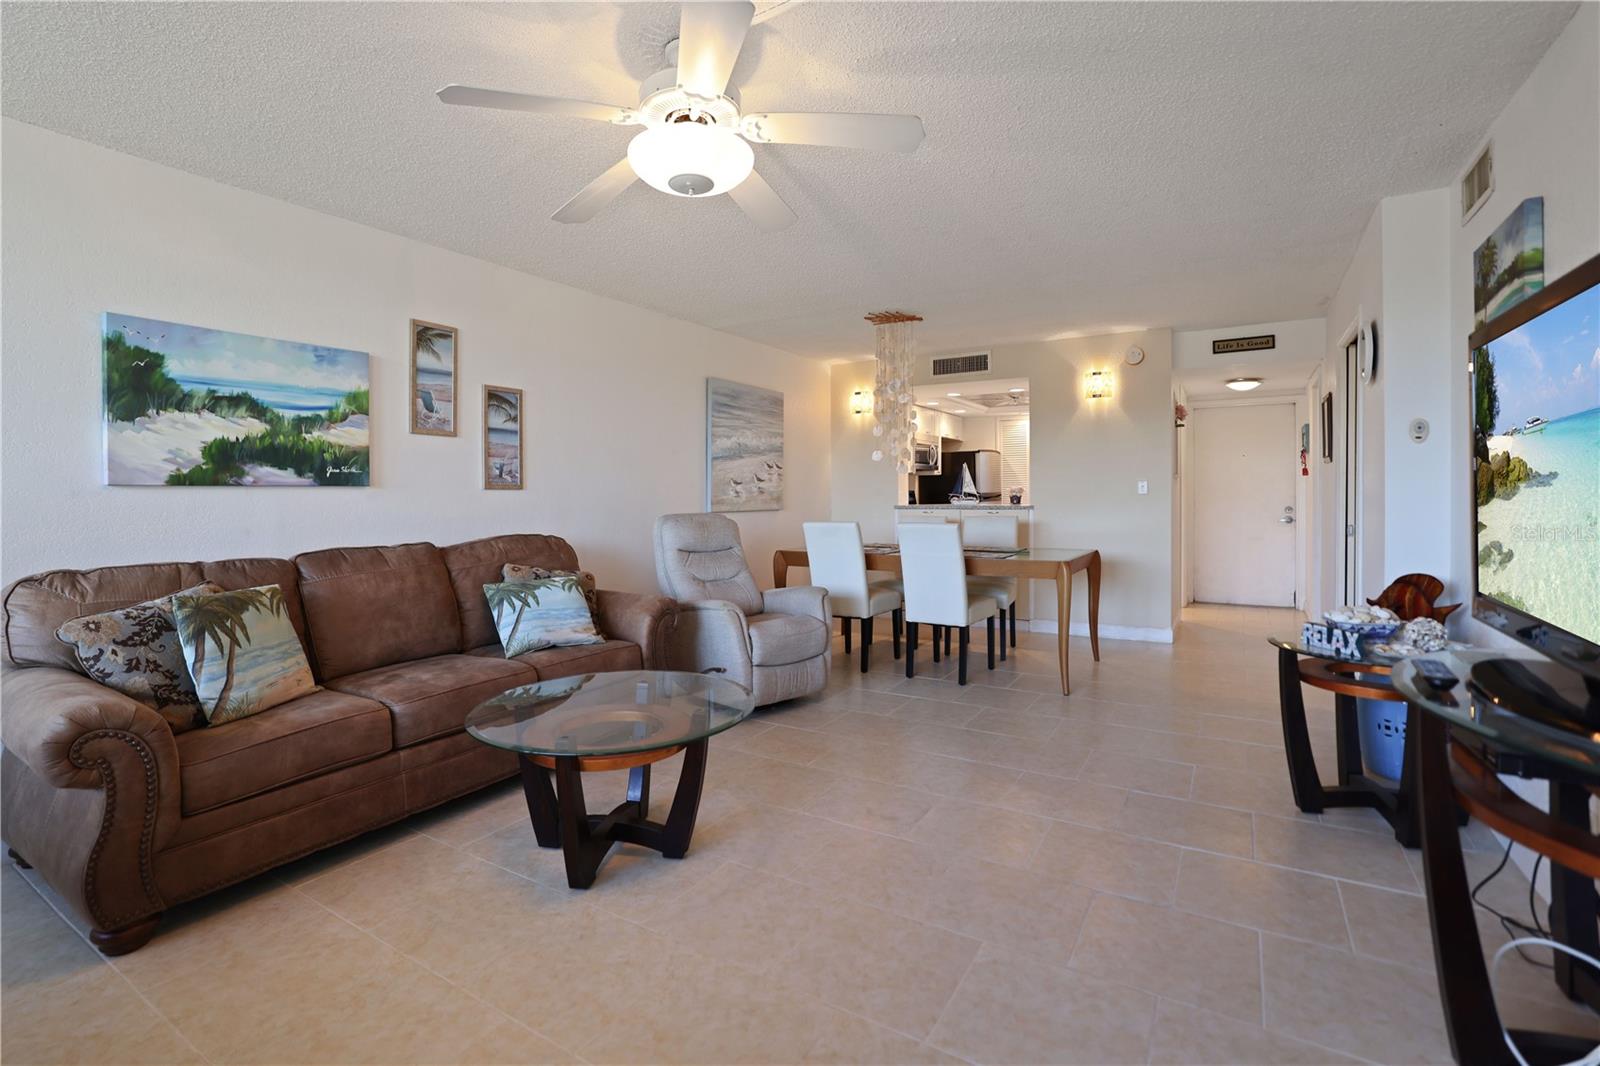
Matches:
[5,604,1597,1064]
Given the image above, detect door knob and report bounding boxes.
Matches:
[1279,515,1295,524]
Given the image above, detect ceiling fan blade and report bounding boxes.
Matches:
[728,170,796,231]
[437,85,635,125]
[740,112,924,152]
[676,1,754,99]
[551,158,638,223]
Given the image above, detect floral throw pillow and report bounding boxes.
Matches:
[485,576,605,658]
[172,584,319,726]
[55,582,224,733]
[502,563,604,638]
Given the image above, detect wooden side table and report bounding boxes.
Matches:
[1272,638,1420,846]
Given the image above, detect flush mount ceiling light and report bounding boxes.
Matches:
[436,1,925,230]
[1225,377,1264,392]
[946,392,962,397]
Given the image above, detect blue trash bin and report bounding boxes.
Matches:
[1356,696,1408,782]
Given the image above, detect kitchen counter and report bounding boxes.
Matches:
[895,503,1033,510]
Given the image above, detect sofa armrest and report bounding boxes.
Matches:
[594,589,676,669]
[762,585,830,624]
[0,666,181,933]
[1,666,180,793]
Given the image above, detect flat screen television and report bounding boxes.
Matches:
[1470,252,1600,716]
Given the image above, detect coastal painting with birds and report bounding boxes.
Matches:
[102,313,369,486]
[410,319,457,435]
[707,377,783,512]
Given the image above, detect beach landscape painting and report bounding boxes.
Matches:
[484,385,523,490]
[103,313,369,486]
[707,378,783,512]
[410,319,457,435]
[1474,197,1544,326]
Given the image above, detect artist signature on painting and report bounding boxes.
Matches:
[325,464,363,476]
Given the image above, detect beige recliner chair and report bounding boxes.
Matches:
[653,514,831,706]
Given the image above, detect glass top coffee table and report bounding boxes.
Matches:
[466,671,753,889]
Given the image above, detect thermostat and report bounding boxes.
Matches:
[1409,418,1429,443]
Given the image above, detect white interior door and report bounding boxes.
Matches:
[1192,403,1298,606]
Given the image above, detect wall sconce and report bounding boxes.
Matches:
[1084,370,1113,400]
[851,389,870,415]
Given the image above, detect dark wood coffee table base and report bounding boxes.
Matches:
[517,739,709,889]
[1277,646,1423,846]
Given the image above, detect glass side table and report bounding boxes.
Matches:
[466,670,754,889]
[1394,652,1600,1065]
[1269,634,1430,846]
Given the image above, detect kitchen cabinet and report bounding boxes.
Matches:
[914,408,964,443]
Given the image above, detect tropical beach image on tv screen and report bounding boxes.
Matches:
[1474,280,1599,644]
[102,313,370,486]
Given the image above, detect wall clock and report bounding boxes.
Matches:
[1124,345,1146,366]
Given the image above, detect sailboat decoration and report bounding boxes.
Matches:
[950,461,980,503]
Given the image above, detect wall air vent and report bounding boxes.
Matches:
[1461,141,1493,224]
[931,352,991,377]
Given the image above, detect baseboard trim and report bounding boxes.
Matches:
[1017,619,1175,644]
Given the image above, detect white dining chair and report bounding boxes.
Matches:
[802,521,903,672]
[962,513,1020,659]
[897,522,998,685]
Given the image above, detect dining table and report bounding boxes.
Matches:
[772,545,1101,694]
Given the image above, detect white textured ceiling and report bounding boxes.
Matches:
[0,2,1577,359]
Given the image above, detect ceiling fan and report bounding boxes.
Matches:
[437,0,924,231]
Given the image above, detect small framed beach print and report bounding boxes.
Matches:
[410,319,457,436]
[483,385,523,490]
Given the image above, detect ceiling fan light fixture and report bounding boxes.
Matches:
[627,123,753,197]
[1225,377,1264,392]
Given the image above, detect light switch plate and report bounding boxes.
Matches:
[1137,480,1149,495]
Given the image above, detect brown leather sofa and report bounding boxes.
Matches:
[0,533,674,954]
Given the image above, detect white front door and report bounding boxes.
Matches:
[1192,403,1298,606]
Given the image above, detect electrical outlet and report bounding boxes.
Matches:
[1137,480,1149,495]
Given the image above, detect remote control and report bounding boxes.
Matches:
[1413,658,1459,690]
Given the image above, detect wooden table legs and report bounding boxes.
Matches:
[518,741,708,889]
[1053,560,1102,695]
[1275,647,1420,846]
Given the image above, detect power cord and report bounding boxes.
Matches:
[1492,938,1600,1066]
[1471,837,1555,970]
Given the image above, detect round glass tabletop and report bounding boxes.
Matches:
[465,671,754,758]
[1391,650,1600,779]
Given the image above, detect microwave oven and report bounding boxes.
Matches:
[913,439,940,473]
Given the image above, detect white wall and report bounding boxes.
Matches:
[1173,318,1327,375]
[1379,188,1456,585]
[0,119,833,591]
[833,330,1177,639]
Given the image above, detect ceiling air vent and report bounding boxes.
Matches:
[1461,142,1493,224]
[932,352,991,377]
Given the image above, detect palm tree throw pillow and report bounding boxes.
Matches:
[501,563,604,638]
[55,581,225,734]
[172,584,319,725]
[484,576,605,658]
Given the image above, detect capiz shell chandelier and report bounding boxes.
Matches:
[865,311,923,473]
